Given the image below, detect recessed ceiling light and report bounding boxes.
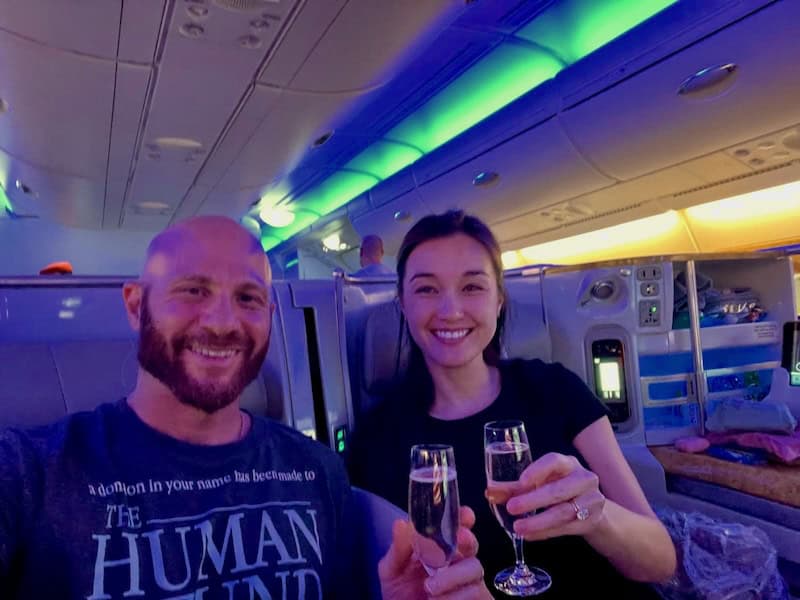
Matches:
[322,233,341,251]
[260,206,295,228]
[677,63,738,100]
[152,137,203,149]
[394,210,411,222]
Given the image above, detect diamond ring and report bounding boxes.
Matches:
[571,500,590,521]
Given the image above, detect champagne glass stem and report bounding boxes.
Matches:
[513,535,533,577]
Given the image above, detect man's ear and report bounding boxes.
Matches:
[122,282,144,331]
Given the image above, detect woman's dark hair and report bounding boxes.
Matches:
[396,210,507,403]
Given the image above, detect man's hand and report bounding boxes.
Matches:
[379,506,491,600]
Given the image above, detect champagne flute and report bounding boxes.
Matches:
[485,420,552,596]
[408,444,461,574]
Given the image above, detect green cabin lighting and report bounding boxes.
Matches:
[0,184,12,213]
[258,0,677,251]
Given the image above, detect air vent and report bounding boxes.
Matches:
[212,0,278,12]
[528,202,649,239]
[672,160,798,198]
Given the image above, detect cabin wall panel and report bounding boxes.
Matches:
[0,220,150,276]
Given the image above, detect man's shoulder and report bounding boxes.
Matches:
[0,402,118,465]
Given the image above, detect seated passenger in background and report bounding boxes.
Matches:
[349,210,677,598]
[0,216,489,599]
[352,233,395,277]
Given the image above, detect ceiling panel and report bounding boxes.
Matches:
[288,0,456,93]
[0,29,115,179]
[258,0,347,87]
[212,88,361,193]
[171,184,212,222]
[104,63,152,229]
[0,0,120,58]
[119,0,168,64]
[194,85,283,188]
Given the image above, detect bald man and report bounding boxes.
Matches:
[352,234,395,277]
[0,217,489,599]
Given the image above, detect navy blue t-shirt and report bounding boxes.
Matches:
[0,400,355,599]
[349,359,661,599]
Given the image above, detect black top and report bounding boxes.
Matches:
[349,359,661,599]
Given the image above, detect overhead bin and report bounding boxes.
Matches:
[351,188,429,255]
[416,118,615,226]
[560,0,800,181]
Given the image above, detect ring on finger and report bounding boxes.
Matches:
[570,499,590,521]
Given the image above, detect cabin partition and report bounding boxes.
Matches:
[0,276,351,457]
[540,254,800,590]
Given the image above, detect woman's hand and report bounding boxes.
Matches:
[486,452,606,541]
[379,505,491,600]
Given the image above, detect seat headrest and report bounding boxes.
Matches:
[360,295,552,399]
[362,299,408,396]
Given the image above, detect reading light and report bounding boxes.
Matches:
[473,171,500,187]
[260,206,295,228]
[322,233,341,251]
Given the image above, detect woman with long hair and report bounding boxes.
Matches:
[349,210,675,598]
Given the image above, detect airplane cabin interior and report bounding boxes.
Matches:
[1,0,800,597]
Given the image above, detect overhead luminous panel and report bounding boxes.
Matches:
[0,185,11,213]
[261,210,319,247]
[345,140,423,181]
[260,172,378,250]
[302,171,379,216]
[516,0,677,64]
[386,44,563,154]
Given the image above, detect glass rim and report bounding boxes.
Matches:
[484,419,525,431]
[410,443,454,453]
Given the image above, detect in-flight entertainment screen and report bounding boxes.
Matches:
[783,322,800,386]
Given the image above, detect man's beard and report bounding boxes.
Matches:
[137,294,268,414]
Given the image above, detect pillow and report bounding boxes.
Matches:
[705,398,797,434]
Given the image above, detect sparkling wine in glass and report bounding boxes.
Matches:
[485,420,552,596]
[408,444,460,574]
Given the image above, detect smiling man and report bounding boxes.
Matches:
[0,216,489,599]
